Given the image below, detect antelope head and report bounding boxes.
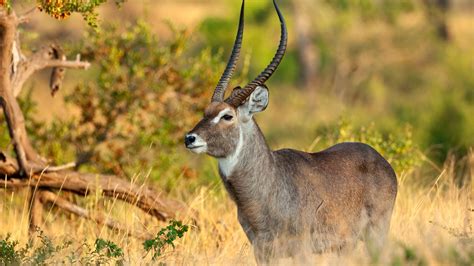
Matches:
[184,0,287,158]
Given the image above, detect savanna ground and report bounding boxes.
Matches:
[1,0,473,265]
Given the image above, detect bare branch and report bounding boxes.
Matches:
[18,7,37,24]
[0,9,192,236]
[49,44,66,96]
[41,190,152,239]
[43,58,91,69]
[44,162,77,172]
[0,155,74,175]
[0,152,17,175]
[11,40,23,76]
[0,152,192,221]
[12,45,90,97]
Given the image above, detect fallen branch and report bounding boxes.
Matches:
[0,7,192,235]
[0,152,190,221]
[40,190,153,239]
[0,152,18,175]
[0,153,74,175]
[43,162,77,172]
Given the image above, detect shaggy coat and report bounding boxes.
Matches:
[186,89,397,262]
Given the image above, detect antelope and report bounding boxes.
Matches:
[185,0,397,262]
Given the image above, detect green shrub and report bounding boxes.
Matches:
[81,238,125,265]
[0,234,22,265]
[321,118,420,174]
[21,20,223,182]
[0,229,73,265]
[144,219,189,261]
[0,233,126,265]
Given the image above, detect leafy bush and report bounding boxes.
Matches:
[0,220,188,263]
[36,0,125,28]
[144,219,189,260]
[94,238,123,258]
[25,20,223,180]
[0,232,126,265]
[320,118,420,174]
[83,238,124,265]
[0,229,72,265]
[0,235,22,265]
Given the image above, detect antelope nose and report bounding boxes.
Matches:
[184,134,196,147]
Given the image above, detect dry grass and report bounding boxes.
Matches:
[1,151,472,265]
[2,1,472,264]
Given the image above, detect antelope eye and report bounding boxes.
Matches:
[222,114,233,121]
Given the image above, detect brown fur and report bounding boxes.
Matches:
[186,88,397,263]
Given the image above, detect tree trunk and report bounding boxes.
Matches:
[28,189,44,234]
[424,0,451,41]
[0,152,190,222]
[292,0,319,91]
[0,7,191,236]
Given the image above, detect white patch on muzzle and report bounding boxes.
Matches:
[186,133,208,154]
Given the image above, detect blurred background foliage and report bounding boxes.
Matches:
[12,20,224,184]
[1,0,473,188]
[0,2,472,263]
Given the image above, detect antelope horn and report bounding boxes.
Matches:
[211,0,245,102]
[226,0,287,107]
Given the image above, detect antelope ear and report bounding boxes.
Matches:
[239,85,269,117]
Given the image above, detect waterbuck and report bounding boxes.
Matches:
[184,0,397,262]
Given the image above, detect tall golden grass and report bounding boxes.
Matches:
[1,150,472,265]
[1,1,473,264]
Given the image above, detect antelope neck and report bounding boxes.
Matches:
[218,118,273,180]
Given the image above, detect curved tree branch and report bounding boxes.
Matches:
[0,7,191,235]
[0,152,190,221]
[12,46,90,97]
[18,7,36,24]
[40,190,153,239]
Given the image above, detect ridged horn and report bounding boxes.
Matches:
[211,0,245,102]
[226,0,287,107]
